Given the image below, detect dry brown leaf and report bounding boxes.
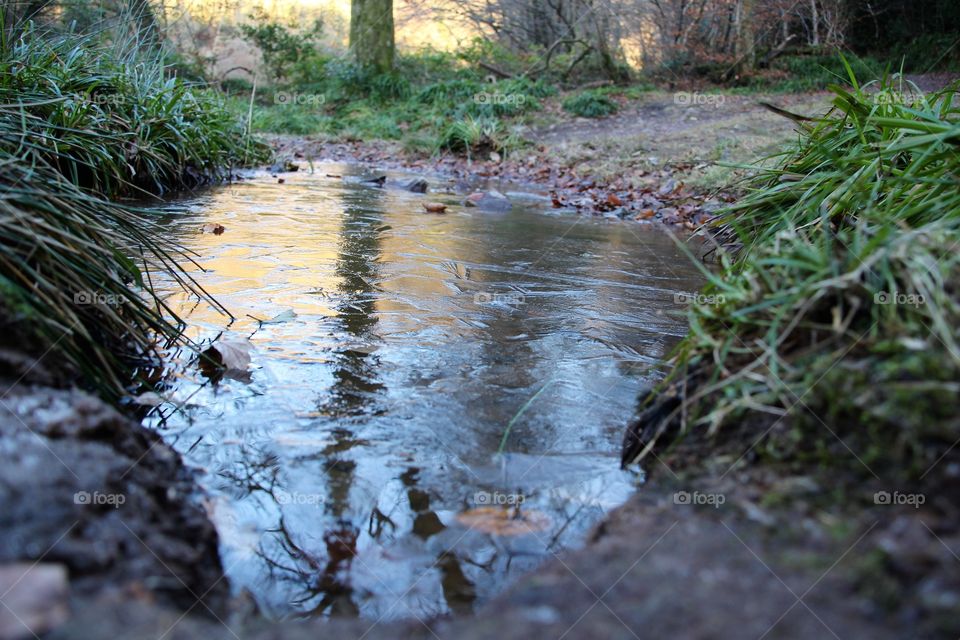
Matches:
[201,339,253,381]
[455,507,551,535]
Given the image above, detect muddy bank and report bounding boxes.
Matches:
[6,346,952,638]
[0,350,227,637]
[46,466,952,639]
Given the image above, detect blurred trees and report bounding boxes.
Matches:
[410,0,959,81]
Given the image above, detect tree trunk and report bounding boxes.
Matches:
[350,0,395,74]
[734,0,756,75]
[810,0,820,46]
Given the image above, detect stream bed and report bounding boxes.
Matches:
[146,164,704,621]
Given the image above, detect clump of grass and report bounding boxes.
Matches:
[625,65,960,481]
[0,161,219,396]
[439,115,523,158]
[0,20,262,398]
[562,90,618,118]
[0,23,269,197]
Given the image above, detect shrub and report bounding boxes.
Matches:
[238,9,324,82]
[562,90,618,118]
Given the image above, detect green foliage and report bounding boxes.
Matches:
[237,43,553,152]
[1,25,268,196]
[562,90,618,118]
[238,9,324,82]
[887,34,960,72]
[745,54,886,92]
[457,37,526,76]
[642,69,960,479]
[0,23,263,398]
[439,115,523,157]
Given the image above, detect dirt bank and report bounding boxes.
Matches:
[0,349,228,638]
[45,457,958,639]
[264,90,837,228]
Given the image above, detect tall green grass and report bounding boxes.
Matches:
[0,20,266,398]
[626,67,960,479]
[0,23,267,197]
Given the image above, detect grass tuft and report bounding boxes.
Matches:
[625,68,960,481]
[0,20,265,398]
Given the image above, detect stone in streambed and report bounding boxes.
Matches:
[464,190,512,212]
[404,178,429,193]
[269,160,300,173]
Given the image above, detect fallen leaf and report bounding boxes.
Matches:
[423,202,448,213]
[201,223,225,235]
[201,339,252,381]
[261,309,297,324]
[455,507,551,535]
[607,193,623,206]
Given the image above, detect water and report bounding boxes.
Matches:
[147,164,704,621]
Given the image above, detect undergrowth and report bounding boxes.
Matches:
[0,20,265,398]
[627,65,960,482]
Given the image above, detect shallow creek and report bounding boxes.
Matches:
[146,164,704,621]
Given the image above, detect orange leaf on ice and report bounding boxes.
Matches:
[455,507,551,535]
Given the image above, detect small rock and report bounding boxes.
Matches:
[0,563,69,638]
[362,175,387,188]
[659,179,680,196]
[405,178,429,193]
[468,190,512,212]
[464,192,485,207]
[269,160,299,173]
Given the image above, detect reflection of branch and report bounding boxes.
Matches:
[547,502,588,550]
[368,506,397,538]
